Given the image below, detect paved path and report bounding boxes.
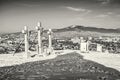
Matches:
[78,51,120,72]
[0,51,57,67]
[0,50,120,72]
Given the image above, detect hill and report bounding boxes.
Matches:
[1,25,120,39]
[53,25,120,33]
[51,25,120,39]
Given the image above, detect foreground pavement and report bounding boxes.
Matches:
[0,50,120,72]
[0,51,57,67]
[77,51,120,72]
[0,51,120,80]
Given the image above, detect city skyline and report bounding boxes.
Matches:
[0,0,120,33]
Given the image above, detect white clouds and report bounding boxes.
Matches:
[107,12,113,15]
[101,1,109,5]
[65,6,92,18]
[66,6,91,13]
[95,12,114,18]
[65,6,92,16]
[98,0,111,5]
[96,14,109,18]
[117,15,120,17]
[66,6,86,12]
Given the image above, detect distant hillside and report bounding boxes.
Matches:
[51,25,120,39]
[53,25,120,33]
[1,25,120,39]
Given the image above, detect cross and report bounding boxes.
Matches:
[22,26,29,58]
[36,22,43,55]
[47,29,53,54]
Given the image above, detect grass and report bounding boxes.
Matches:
[0,52,120,80]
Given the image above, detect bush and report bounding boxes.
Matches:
[0,46,6,54]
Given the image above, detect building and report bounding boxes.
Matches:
[71,37,80,43]
[80,37,89,52]
[97,44,102,52]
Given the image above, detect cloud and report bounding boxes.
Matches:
[98,0,111,5]
[16,3,41,7]
[65,6,92,17]
[66,6,86,12]
[107,12,113,15]
[117,15,120,17]
[66,6,92,15]
[96,14,109,18]
[96,12,115,18]
[101,1,109,5]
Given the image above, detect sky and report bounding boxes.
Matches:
[0,0,120,33]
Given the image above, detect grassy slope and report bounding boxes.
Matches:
[0,52,120,80]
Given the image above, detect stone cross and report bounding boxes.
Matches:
[36,22,43,55]
[47,29,52,54]
[22,26,29,58]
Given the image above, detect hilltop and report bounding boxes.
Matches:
[51,25,120,39]
[53,25,120,33]
[1,25,120,39]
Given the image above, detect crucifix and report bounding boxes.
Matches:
[36,22,43,55]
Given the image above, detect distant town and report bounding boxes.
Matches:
[0,25,120,54]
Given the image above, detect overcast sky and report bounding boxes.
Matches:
[0,0,120,33]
